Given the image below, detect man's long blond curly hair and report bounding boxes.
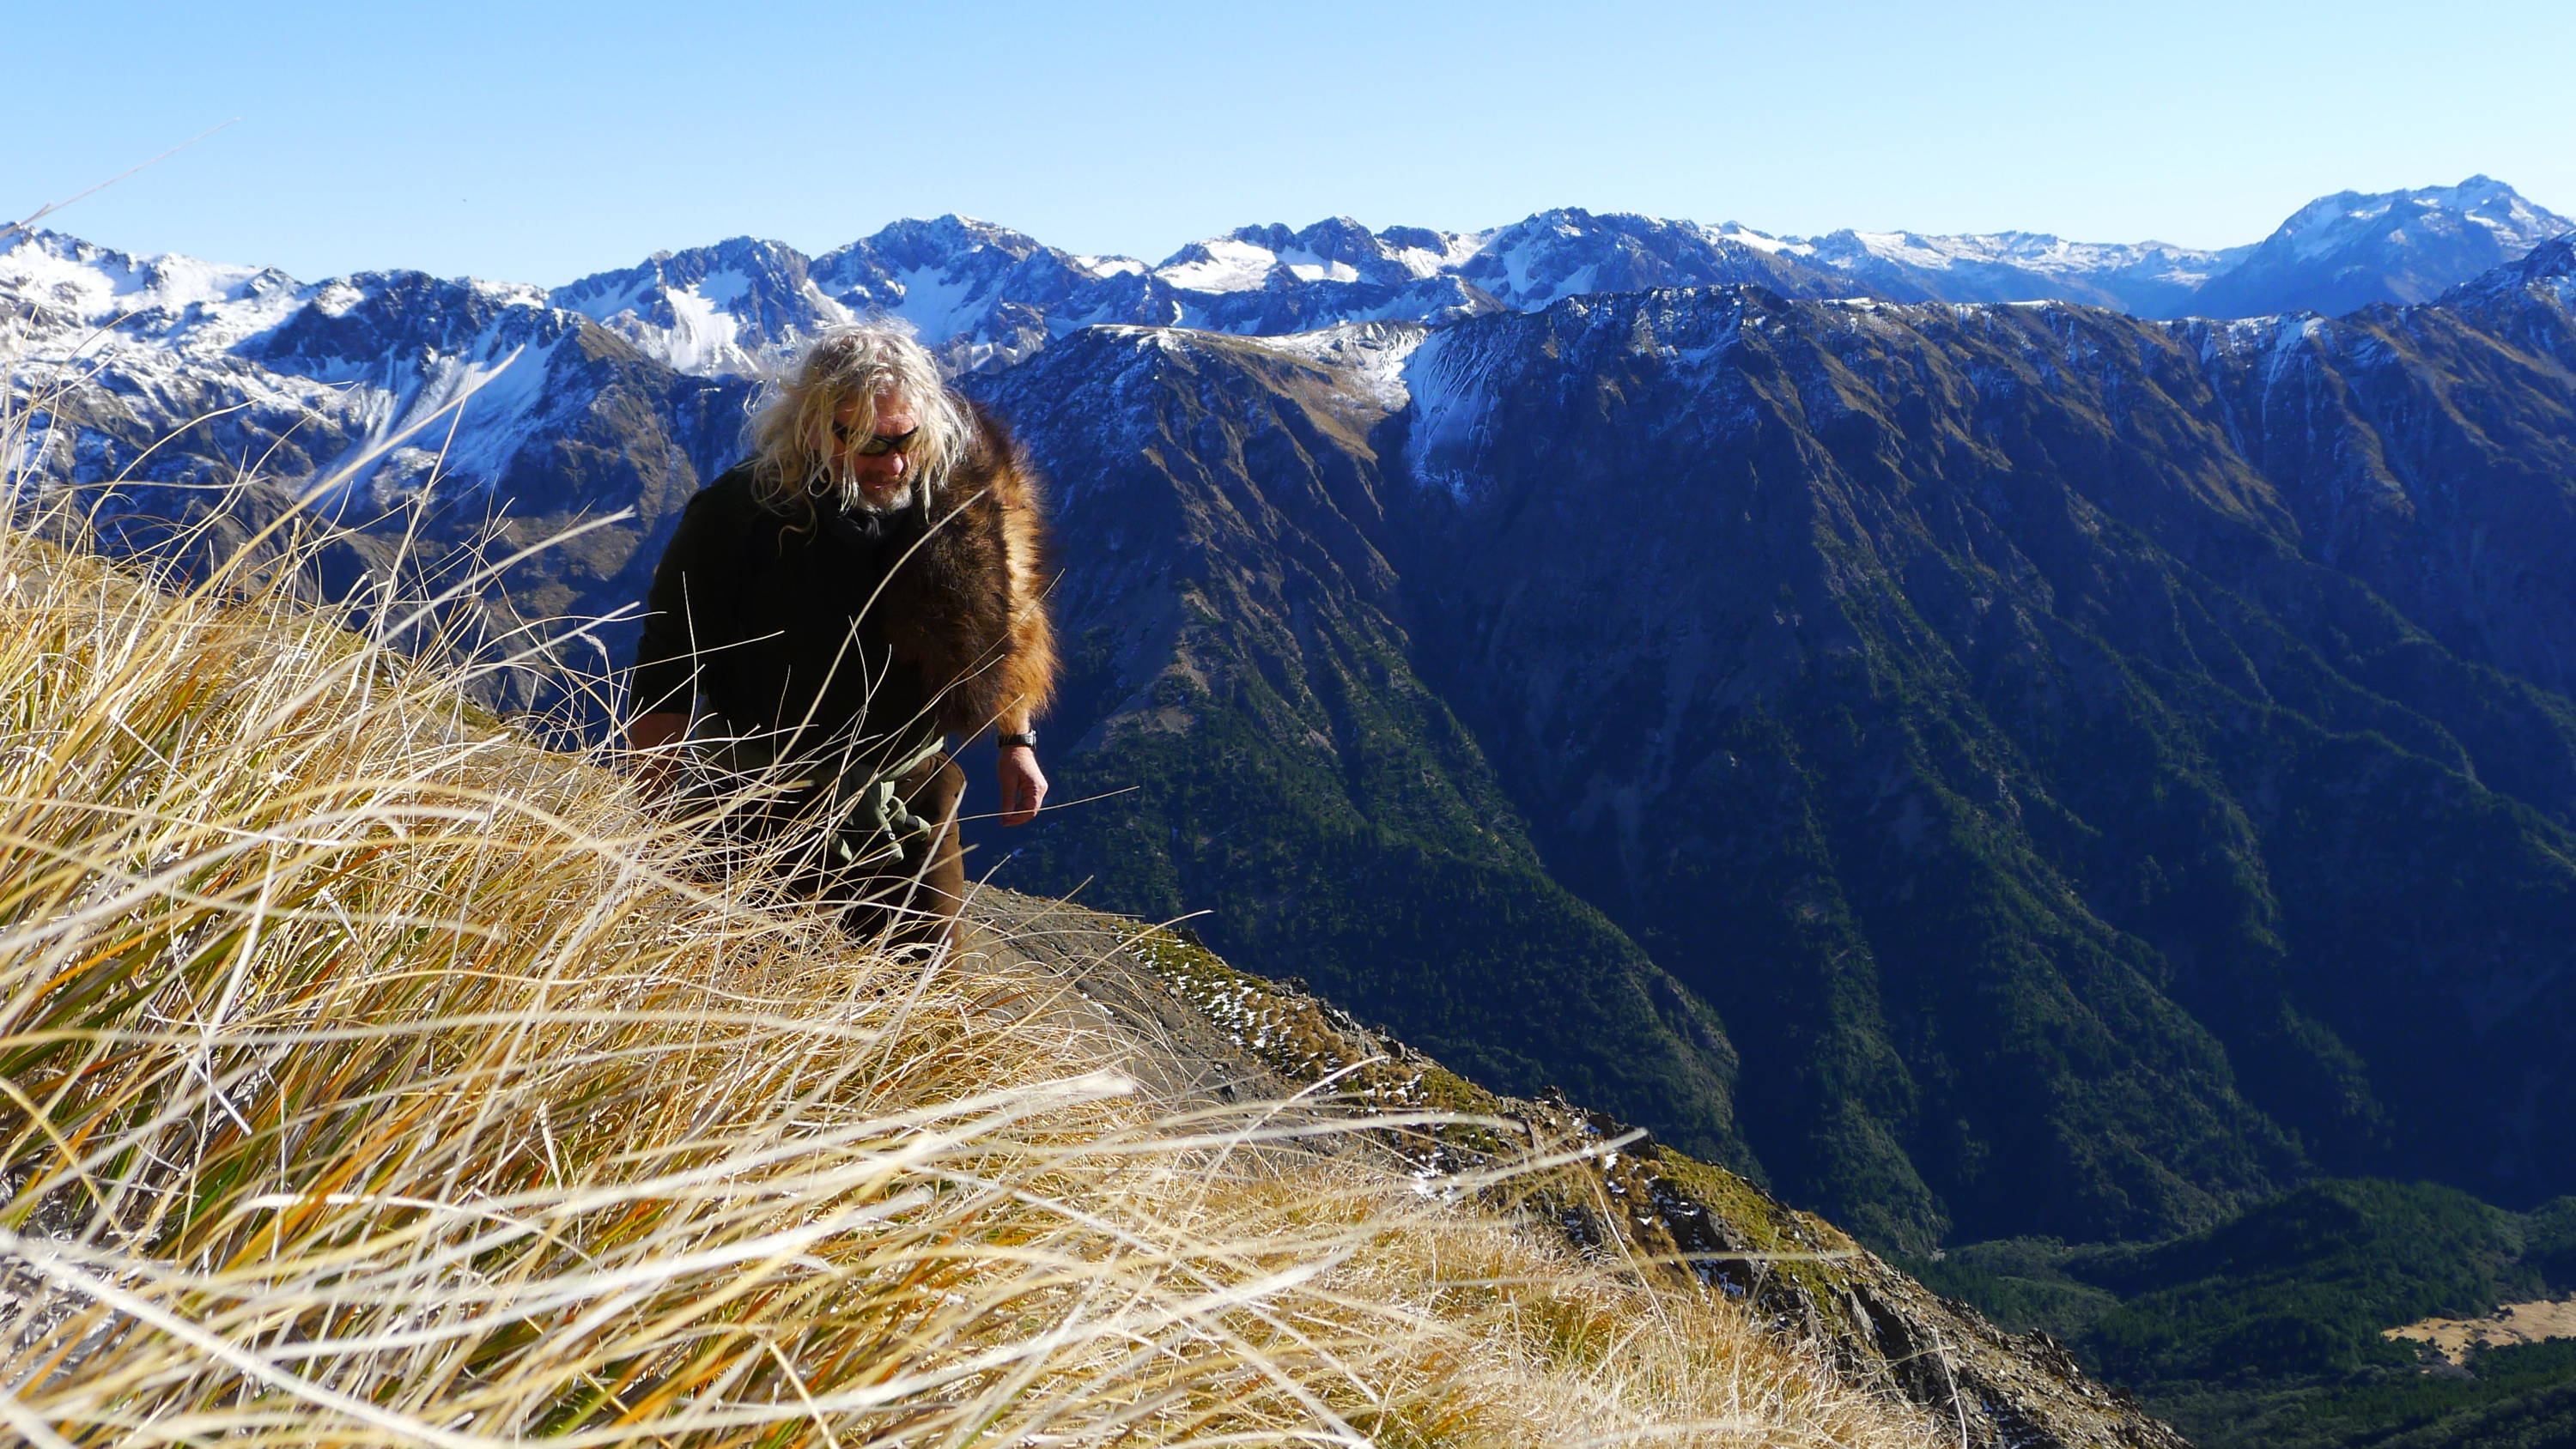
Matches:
[746,323,971,524]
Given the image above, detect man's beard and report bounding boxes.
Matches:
[836,473,914,515]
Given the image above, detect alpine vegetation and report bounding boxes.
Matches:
[0,374,1943,1445]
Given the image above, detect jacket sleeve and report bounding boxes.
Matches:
[628,491,732,720]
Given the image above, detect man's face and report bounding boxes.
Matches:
[833,390,920,512]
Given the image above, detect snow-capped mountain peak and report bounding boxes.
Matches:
[1705,221,1817,258]
[2190,176,2573,317]
[3,226,647,526]
[2275,174,2561,259]
[1155,218,1477,293]
[1154,235,1291,292]
[2,229,306,352]
[552,234,837,377]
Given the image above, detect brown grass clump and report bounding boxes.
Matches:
[0,367,1947,1446]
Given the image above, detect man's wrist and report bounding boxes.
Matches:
[997,729,1037,751]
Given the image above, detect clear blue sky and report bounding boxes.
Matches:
[8,0,2568,287]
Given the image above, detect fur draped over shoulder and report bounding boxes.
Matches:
[873,403,1059,737]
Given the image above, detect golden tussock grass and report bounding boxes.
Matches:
[0,366,1948,1446]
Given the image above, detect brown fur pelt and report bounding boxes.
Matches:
[875,403,1059,737]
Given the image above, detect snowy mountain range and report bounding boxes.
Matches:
[9,176,2565,416]
[545,176,2569,375]
[4,176,2565,535]
[0,227,719,519]
[543,209,1850,376]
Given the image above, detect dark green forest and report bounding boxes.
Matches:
[1901,1181,2576,1449]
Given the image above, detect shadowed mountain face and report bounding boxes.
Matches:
[971,247,2576,1251]
[961,327,1752,1167]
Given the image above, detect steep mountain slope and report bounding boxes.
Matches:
[978,888,2190,1449]
[961,325,1752,1166]
[1385,278,2576,1246]
[973,255,2576,1253]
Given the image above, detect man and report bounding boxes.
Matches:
[625,324,1056,951]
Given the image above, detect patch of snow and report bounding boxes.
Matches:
[881,262,989,342]
[1400,326,1504,500]
[1381,229,1487,279]
[1830,228,2217,278]
[1157,238,1279,294]
[1710,221,1814,258]
[693,267,755,307]
[311,280,367,319]
[1484,236,1543,305]
[1247,320,1429,411]
[0,232,313,352]
[1276,247,1361,284]
[1847,230,1962,270]
[654,284,742,375]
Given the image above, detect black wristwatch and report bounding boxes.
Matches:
[997,731,1037,751]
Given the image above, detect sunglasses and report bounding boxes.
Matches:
[831,421,920,457]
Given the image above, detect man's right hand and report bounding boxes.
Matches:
[626,712,690,797]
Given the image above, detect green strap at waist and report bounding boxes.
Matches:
[685,726,949,870]
[828,731,950,870]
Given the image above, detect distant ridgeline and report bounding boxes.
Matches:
[1903,1179,2576,1449]
[9,179,2576,1256]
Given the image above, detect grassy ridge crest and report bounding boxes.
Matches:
[0,379,1942,1445]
